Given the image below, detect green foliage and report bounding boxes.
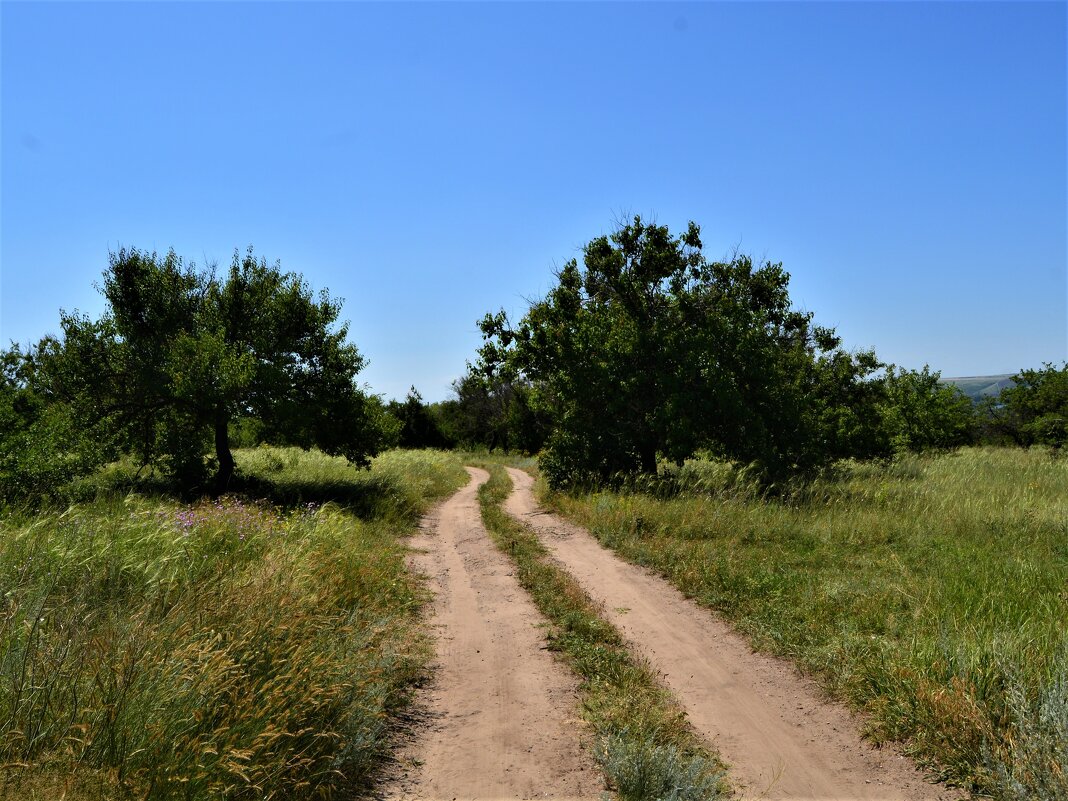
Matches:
[478,217,882,488]
[34,247,389,494]
[804,347,889,462]
[0,447,467,800]
[434,370,549,453]
[546,447,1068,794]
[234,446,467,521]
[879,365,977,453]
[386,387,449,449]
[991,363,1068,449]
[0,345,111,504]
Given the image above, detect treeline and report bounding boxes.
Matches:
[384,376,549,453]
[414,217,1065,489]
[384,361,1068,468]
[3,221,1066,503]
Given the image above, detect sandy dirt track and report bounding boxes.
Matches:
[383,467,601,801]
[504,467,963,801]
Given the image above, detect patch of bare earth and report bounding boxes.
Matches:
[504,467,966,801]
[382,467,601,801]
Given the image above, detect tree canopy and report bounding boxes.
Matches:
[878,365,976,453]
[387,387,449,450]
[431,371,549,454]
[986,363,1068,449]
[33,247,390,492]
[477,217,885,487]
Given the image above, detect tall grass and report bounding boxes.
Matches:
[0,447,466,800]
[545,447,1068,797]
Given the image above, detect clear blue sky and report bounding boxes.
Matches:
[3,1,1065,402]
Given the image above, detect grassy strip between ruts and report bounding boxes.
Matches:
[0,447,468,801]
[542,447,1068,801]
[473,460,726,801]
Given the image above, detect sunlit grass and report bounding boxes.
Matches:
[545,446,1068,797]
[0,447,466,800]
[235,446,468,520]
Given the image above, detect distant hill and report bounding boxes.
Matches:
[940,374,1016,402]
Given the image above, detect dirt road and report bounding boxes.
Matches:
[384,467,601,801]
[504,467,961,801]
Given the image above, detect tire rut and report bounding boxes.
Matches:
[383,467,601,801]
[503,466,964,801]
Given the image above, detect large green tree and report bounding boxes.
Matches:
[37,247,390,492]
[478,217,881,487]
[989,363,1068,449]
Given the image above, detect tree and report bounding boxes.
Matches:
[807,347,890,461]
[37,247,390,492]
[0,344,112,503]
[478,216,879,487]
[387,387,449,449]
[878,366,976,453]
[434,369,549,453]
[993,363,1068,449]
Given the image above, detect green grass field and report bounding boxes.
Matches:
[544,446,1068,799]
[0,447,466,800]
[6,443,1064,800]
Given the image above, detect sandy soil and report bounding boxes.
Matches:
[504,467,965,801]
[383,467,602,801]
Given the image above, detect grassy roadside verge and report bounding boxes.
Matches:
[473,461,725,801]
[542,447,1068,799]
[0,447,467,801]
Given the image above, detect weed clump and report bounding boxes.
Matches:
[985,651,1068,801]
[596,732,723,801]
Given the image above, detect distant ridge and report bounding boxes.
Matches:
[940,374,1015,401]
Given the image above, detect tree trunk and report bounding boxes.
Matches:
[214,410,235,494]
